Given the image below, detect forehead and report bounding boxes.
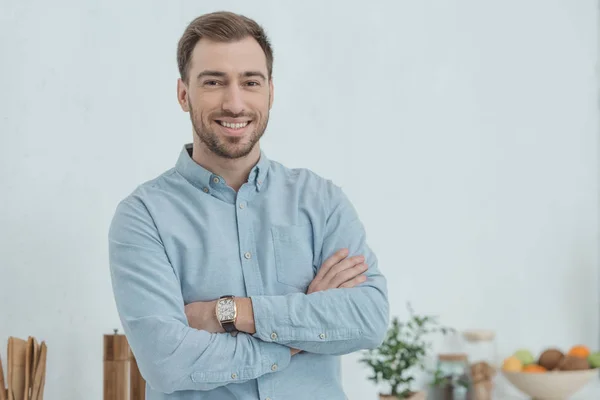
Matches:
[190,36,268,76]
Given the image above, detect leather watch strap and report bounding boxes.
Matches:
[222,320,237,334]
[218,295,238,336]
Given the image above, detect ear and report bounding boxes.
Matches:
[268,78,274,110]
[177,78,190,112]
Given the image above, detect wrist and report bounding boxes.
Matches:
[235,297,256,334]
[210,300,225,333]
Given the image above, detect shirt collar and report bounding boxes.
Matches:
[175,143,269,192]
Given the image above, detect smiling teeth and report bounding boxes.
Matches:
[219,121,249,129]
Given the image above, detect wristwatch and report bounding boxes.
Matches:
[215,295,238,336]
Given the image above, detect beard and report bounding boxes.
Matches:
[188,98,269,160]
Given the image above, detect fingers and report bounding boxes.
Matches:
[307,249,367,294]
[330,262,368,288]
[315,248,349,280]
[321,254,365,283]
[339,274,367,289]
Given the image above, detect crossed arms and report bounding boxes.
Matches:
[108,183,389,394]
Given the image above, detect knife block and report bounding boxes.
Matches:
[104,330,146,400]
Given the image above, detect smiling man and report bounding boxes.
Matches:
[108,11,389,400]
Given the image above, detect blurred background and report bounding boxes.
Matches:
[0,0,598,398]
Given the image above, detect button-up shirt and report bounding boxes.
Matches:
[108,144,389,400]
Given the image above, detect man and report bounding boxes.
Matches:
[109,10,389,400]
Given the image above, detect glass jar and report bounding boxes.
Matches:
[432,353,472,400]
[462,330,498,400]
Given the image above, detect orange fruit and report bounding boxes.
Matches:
[568,345,590,359]
[522,364,547,373]
[502,356,522,372]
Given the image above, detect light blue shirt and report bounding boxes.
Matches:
[108,144,389,400]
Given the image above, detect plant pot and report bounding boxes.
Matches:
[379,391,426,400]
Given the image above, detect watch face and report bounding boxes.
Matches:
[218,298,236,321]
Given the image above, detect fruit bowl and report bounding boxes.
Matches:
[502,368,599,399]
[501,345,600,399]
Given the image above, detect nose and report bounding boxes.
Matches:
[221,85,245,115]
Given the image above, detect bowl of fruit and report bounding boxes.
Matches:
[501,345,600,399]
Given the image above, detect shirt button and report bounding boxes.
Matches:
[244,252,252,259]
[203,187,209,193]
[319,333,326,339]
[270,332,277,340]
[271,364,278,371]
[231,373,237,379]
[213,177,219,183]
[239,202,245,209]
[266,398,271,400]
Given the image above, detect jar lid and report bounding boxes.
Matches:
[462,330,495,342]
[438,353,468,361]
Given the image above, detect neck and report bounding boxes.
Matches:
[191,136,261,192]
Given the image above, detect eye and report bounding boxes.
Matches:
[204,80,221,86]
[246,81,260,87]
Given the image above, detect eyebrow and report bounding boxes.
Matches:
[196,70,267,81]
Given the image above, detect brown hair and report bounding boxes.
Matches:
[177,11,274,84]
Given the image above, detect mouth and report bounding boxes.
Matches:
[215,120,252,136]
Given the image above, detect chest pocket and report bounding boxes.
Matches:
[271,224,316,291]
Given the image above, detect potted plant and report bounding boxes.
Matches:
[359,303,454,400]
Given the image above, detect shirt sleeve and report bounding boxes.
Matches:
[250,181,390,355]
[108,197,291,394]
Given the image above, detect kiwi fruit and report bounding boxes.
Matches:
[558,355,590,371]
[538,348,565,370]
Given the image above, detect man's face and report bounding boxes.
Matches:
[177,36,273,159]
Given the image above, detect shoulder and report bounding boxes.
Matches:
[111,168,178,219]
[267,159,340,191]
[266,158,349,209]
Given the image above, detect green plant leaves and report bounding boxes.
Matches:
[359,302,455,398]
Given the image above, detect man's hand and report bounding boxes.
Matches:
[185,300,303,356]
[184,300,224,333]
[184,298,256,334]
[307,248,367,294]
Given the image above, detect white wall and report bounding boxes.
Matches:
[0,0,598,398]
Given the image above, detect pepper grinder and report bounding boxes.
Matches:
[103,329,129,400]
[130,347,146,400]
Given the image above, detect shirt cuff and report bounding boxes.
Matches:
[251,294,288,342]
[250,293,363,344]
[258,339,291,374]
[252,294,333,343]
